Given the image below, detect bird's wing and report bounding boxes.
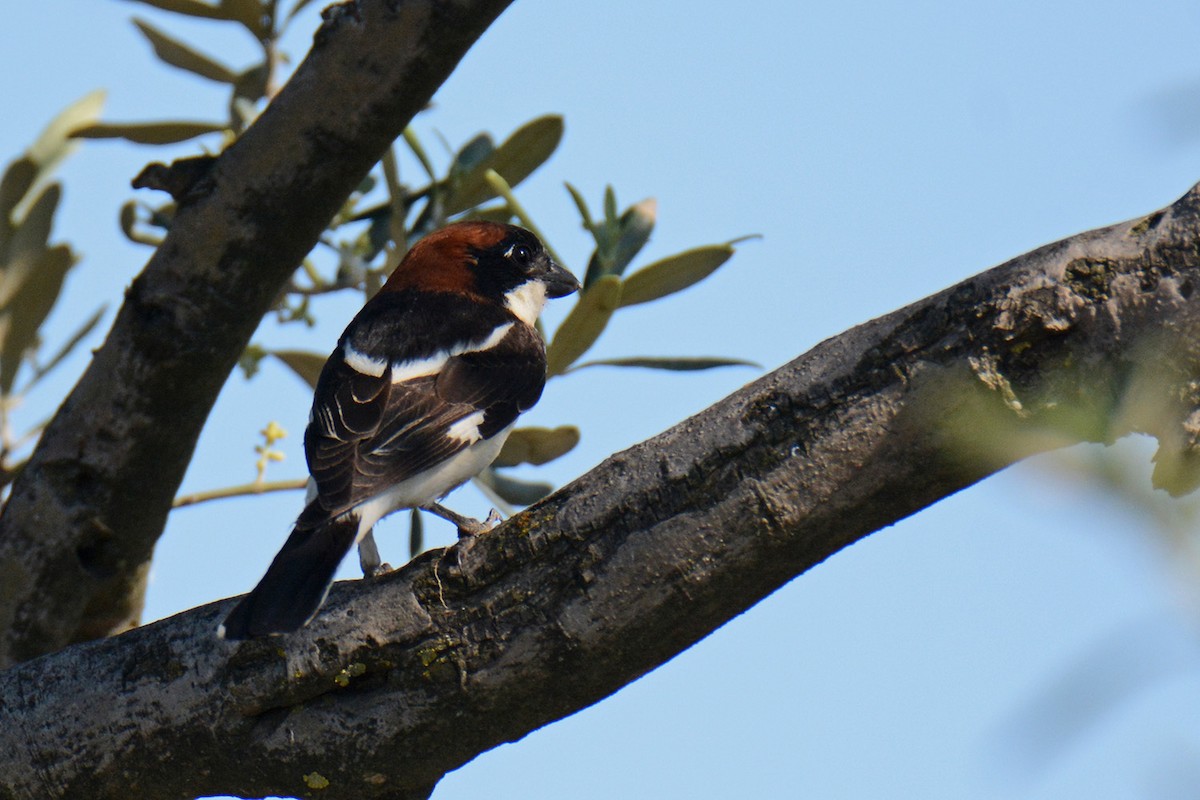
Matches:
[300,322,546,526]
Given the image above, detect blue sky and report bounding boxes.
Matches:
[4,1,1200,798]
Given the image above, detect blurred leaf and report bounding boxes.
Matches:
[619,244,735,308]
[26,90,106,173]
[469,204,516,224]
[5,92,105,225]
[448,133,495,183]
[403,127,437,181]
[0,158,37,227]
[220,0,270,38]
[474,468,554,507]
[564,181,594,230]
[0,245,78,394]
[611,197,656,277]
[73,121,227,145]
[0,184,60,305]
[285,0,322,24]
[567,356,759,373]
[408,507,423,557]
[133,17,239,83]
[494,425,580,468]
[119,200,165,247]
[546,275,622,376]
[26,305,106,387]
[271,349,327,388]
[446,116,564,214]
[238,343,267,379]
[119,0,241,23]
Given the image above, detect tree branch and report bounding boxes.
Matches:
[3,183,1198,800]
[0,0,515,667]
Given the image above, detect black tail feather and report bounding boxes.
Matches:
[219,516,358,639]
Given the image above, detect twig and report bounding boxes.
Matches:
[172,478,307,509]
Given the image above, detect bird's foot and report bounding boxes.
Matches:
[423,503,503,539]
[364,562,393,578]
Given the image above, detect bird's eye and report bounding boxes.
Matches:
[507,244,533,268]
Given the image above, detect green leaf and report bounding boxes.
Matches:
[564,182,594,230]
[474,468,554,507]
[0,183,60,302]
[220,0,270,38]
[5,92,105,224]
[0,158,37,227]
[468,204,516,224]
[448,134,495,183]
[72,121,227,145]
[445,116,564,214]
[618,244,735,308]
[285,0,323,25]
[546,275,622,376]
[0,244,78,394]
[133,18,239,83]
[119,200,164,247]
[271,349,327,388]
[610,197,656,277]
[567,356,760,373]
[119,0,240,23]
[27,90,106,173]
[493,425,580,468]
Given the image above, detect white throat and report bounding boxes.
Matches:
[504,280,547,327]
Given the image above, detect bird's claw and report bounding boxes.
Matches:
[365,562,393,578]
[456,508,502,539]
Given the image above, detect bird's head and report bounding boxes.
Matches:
[381,221,580,325]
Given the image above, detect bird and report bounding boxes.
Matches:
[219,221,580,639]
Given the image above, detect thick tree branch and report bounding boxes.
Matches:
[3,184,1198,800]
[0,0,514,666]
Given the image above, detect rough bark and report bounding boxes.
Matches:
[2,184,1198,800]
[0,0,515,667]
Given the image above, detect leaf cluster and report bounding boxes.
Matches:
[0,93,109,493]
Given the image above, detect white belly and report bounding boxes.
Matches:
[349,423,514,541]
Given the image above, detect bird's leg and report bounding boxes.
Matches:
[357,530,392,577]
[421,502,503,538]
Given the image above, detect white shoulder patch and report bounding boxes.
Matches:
[504,280,548,327]
[343,343,388,377]
[390,322,515,384]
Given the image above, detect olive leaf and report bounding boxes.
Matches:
[618,244,735,308]
[444,115,564,214]
[474,467,555,507]
[0,245,79,394]
[132,17,239,84]
[493,425,580,468]
[271,349,327,389]
[72,121,228,145]
[546,274,622,376]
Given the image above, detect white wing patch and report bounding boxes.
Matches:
[445,410,486,443]
[504,280,547,327]
[343,323,516,384]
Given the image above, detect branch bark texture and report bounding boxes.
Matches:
[3,184,1198,799]
[0,0,514,666]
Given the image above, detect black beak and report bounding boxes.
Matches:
[541,258,581,299]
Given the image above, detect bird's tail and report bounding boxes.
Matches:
[218,515,359,640]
